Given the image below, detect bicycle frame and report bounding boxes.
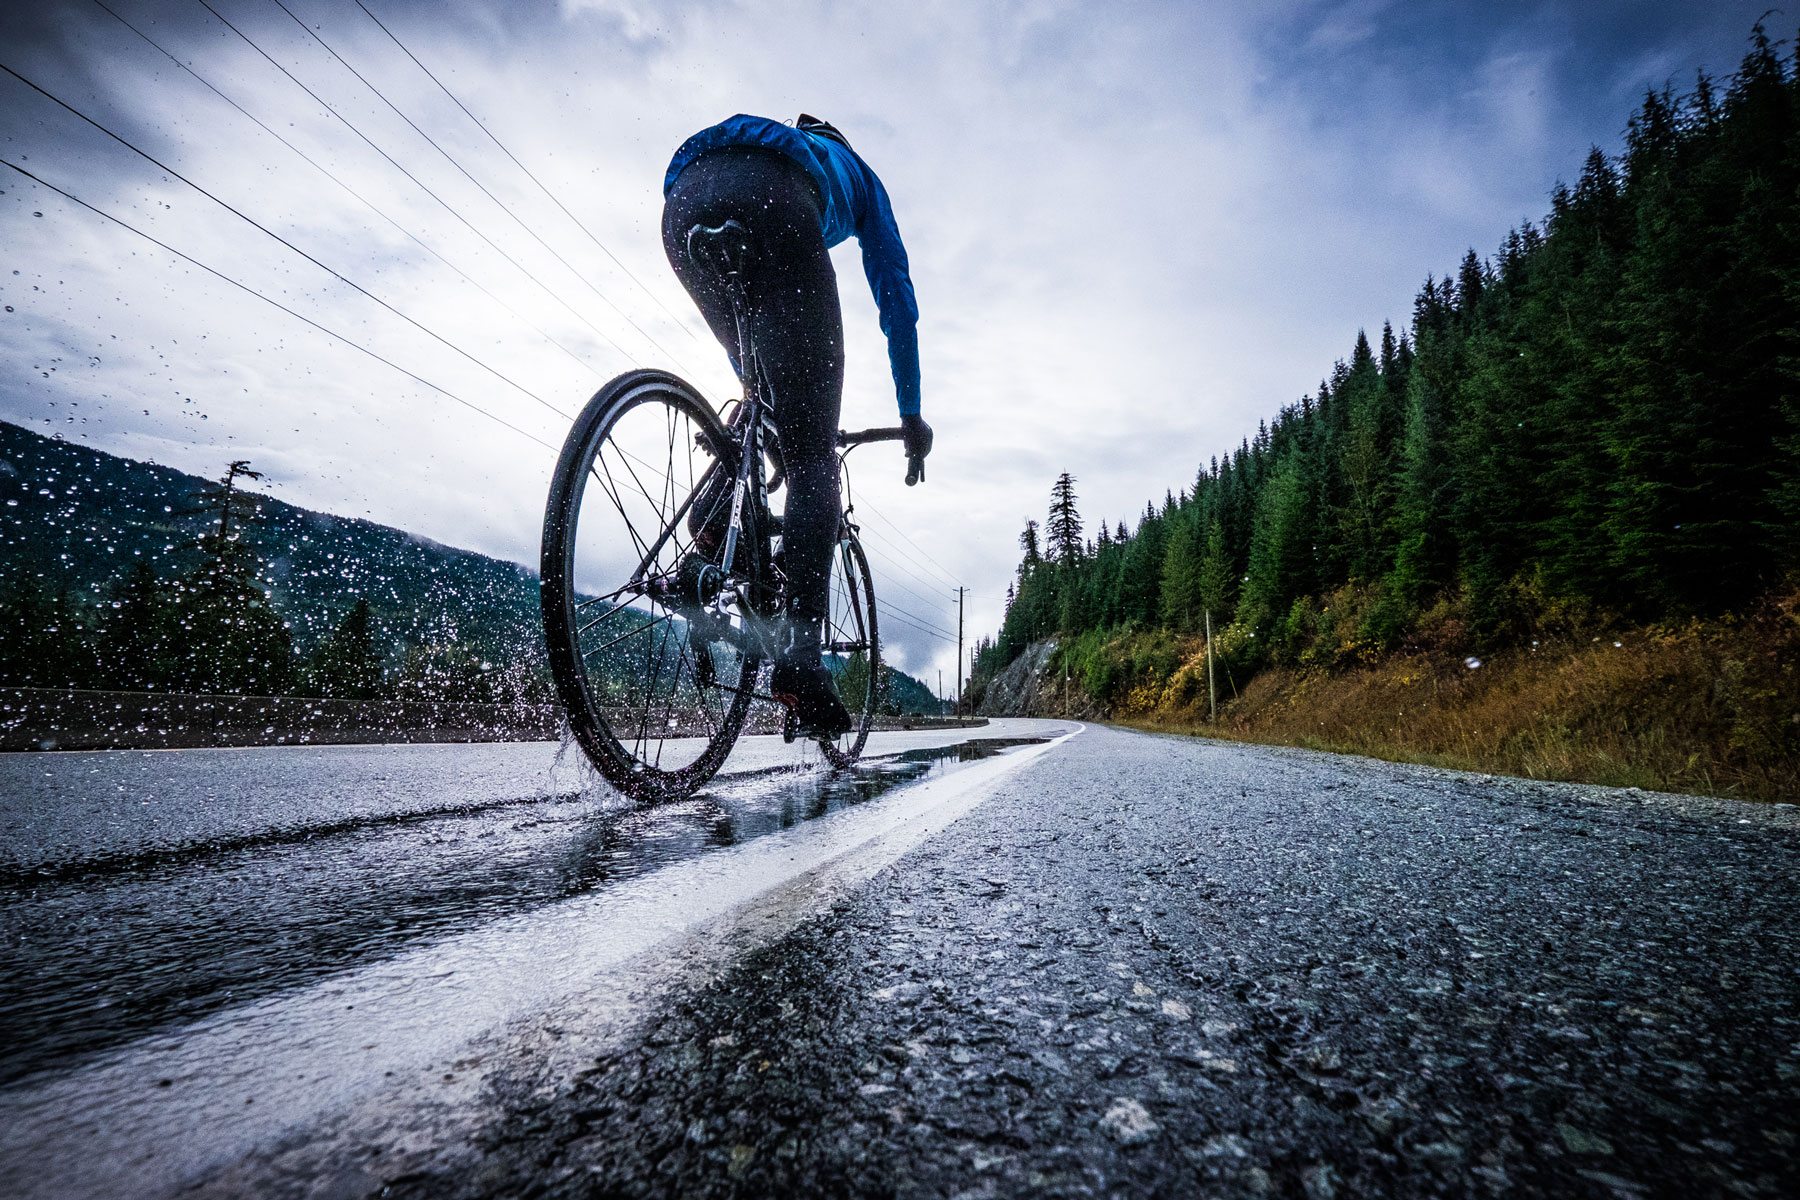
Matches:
[615,220,902,653]
[539,218,901,793]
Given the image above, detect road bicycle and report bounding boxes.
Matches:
[540,219,924,803]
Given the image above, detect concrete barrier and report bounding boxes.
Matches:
[0,688,559,751]
[0,688,985,751]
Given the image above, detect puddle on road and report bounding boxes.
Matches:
[0,735,1053,1089]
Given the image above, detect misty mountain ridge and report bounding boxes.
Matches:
[0,419,942,713]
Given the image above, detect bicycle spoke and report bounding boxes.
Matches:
[580,609,671,660]
[635,602,674,762]
[609,436,674,531]
[593,446,708,592]
[677,640,721,741]
[575,582,642,610]
[577,600,637,638]
[665,404,678,537]
[589,458,652,565]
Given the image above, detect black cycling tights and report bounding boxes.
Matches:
[662,149,844,633]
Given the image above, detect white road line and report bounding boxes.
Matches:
[0,724,1082,1200]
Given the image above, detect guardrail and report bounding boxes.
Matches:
[0,688,986,751]
[0,687,558,751]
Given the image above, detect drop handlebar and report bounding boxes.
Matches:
[836,427,926,486]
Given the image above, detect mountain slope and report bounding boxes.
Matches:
[0,420,942,711]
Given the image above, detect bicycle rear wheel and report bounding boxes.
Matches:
[541,369,763,802]
[817,526,879,768]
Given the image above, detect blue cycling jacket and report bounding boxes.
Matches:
[665,114,921,416]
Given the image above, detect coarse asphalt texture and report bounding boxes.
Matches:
[282,723,1800,1199]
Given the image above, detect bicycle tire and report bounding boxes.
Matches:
[541,369,762,802]
[818,526,879,769]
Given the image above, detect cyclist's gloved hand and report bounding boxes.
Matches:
[901,413,933,461]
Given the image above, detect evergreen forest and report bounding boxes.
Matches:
[974,31,1800,707]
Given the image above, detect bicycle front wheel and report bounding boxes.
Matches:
[818,525,879,768]
[541,370,762,802]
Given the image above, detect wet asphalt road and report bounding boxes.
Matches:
[0,726,999,880]
[0,726,1043,1089]
[253,723,1799,1200]
[6,723,1800,1198]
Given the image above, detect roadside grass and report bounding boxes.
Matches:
[1113,592,1799,803]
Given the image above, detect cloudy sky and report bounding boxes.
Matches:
[0,0,1777,684]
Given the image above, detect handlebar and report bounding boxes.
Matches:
[837,427,926,486]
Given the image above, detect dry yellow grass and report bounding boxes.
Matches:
[1118,593,1799,802]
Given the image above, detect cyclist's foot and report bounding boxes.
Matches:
[771,656,852,738]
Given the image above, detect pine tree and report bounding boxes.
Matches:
[170,461,295,694]
[1018,519,1043,571]
[1605,34,1797,610]
[1339,329,1399,581]
[1240,457,1311,635]
[978,35,1799,681]
[1158,509,1203,630]
[308,597,383,699]
[1197,517,1234,622]
[1388,277,1462,606]
[1047,474,1083,567]
[97,560,174,690]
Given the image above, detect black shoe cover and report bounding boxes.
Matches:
[771,657,852,738]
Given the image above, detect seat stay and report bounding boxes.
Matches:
[717,405,760,580]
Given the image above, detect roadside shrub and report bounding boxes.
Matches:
[1358,587,1412,653]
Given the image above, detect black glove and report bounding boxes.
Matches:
[901,413,933,461]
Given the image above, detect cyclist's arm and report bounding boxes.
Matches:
[857,175,921,417]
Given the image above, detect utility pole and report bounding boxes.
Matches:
[1205,608,1217,722]
[938,669,944,716]
[955,586,966,716]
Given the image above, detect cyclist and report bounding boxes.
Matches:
[662,113,932,737]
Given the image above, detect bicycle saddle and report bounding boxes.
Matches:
[686,219,753,278]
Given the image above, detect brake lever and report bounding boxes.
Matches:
[906,454,925,487]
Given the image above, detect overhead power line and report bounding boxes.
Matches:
[351,0,708,351]
[858,497,962,590]
[858,519,961,598]
[0,60,569,423]
[879,603,959,645]
[265,0,701,377]
[193,0,636,366]
[0,158,557,453]
[860,539,962,616]
[88,0,607,382]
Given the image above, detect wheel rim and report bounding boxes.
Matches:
[818,528,878,768]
